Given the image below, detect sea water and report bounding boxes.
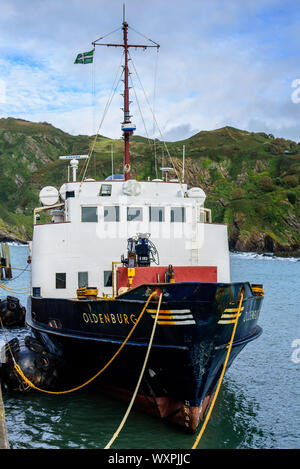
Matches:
[1,245,299,449]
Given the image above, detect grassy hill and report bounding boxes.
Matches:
[0,118,299,255]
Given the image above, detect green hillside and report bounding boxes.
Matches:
[0,118,299,255]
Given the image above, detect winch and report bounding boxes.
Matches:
[121,233,159,268]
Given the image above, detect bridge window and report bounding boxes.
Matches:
[78,271,88,288]
[104,206,120,222]
[149,206,165,222]
[81,206,98,222]
[104,271,112,287]
[66,191,75,199]
[127,207,143,221]
[100,184,112,196]
[171,207,185,222]
[56,273,66,289]
[32,287,41,297]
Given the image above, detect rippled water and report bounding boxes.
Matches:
[1,245,299,449]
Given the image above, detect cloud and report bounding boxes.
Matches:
[0,0,300,141]
[160,124,200,142]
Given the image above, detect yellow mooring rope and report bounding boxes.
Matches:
[0,283,29,291]
[191,289,244,449]
[104,292,163,449]
[0,283,31,294]
[0,264,30,272]
[1,291,156,395]
[1,287,245,448]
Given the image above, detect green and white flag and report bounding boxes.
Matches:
[74,49,94,64]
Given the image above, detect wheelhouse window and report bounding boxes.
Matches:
[81,206,98,222]
[56,273,66,289]
[99,184,112,196]
[104,270,112,287]
[32,287,41,297]
[149,206,165,222]
[127,207,143,221]
[66,191,75,199]
[171,207,185,222]
[104,206,120,222]
[78,271,88,288]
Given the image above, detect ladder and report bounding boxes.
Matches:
[191,206,199,266]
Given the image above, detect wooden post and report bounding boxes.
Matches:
[0,381,10,449]
[1,244,12,279]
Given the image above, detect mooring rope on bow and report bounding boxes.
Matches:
[0,283,30,294]
[191,289,245,449]
[104,292,163,449]
[1,262,30,283]
[0,264,29,272]
[0,291,156,395]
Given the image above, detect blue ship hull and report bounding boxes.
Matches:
[26,281,263,431]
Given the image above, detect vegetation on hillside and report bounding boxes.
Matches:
[0,118,299,255]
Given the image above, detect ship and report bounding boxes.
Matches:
[2,9,264,433]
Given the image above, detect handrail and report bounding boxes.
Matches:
[33,204,64,224]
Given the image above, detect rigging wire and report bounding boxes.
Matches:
[129,66,160,179]
[153,48,159,178]
[91,54,96,177]
[128,51,182,186]
[128,25,160,47]
[92,26,122,45]
[129,73,151,146]
[4,262,30,282]
[78,52,124,189]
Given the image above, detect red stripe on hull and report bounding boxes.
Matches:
[117,266,217,290]
[99,384,214,433]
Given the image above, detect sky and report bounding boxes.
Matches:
[1,0,300,142]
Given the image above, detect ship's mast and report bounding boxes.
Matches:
[122,17,131,180]
[92,6,159,181]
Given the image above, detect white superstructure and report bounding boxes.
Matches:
[31,178,230,299]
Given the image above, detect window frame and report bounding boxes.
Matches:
[99,184,112,197]
[171,206,186,223]
[56,273,66,289]
[78,271,89,288]
[127,206,143,222]
[103,205,120,222]
[81,206,98,223]
[149,206,165,222]
[104,270,113,287]
[32,287,41,297]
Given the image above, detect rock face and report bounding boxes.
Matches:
[0,119,299,255]
[169,132,300,255]
[0,224,29,244]
[233,232,300,255]
[0,117,91,243]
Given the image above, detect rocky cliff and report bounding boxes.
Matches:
[0,119,299,255]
